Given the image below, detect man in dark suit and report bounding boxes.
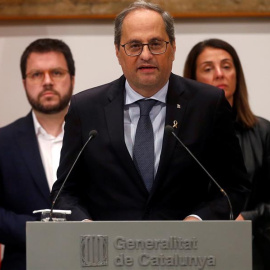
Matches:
[0,38,75,270]
[52,1,249,221]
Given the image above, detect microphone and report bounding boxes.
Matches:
[165,125,233,220]
[49,129,98,221]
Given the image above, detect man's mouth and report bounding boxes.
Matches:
[39,90,58,99]
[138,66,157,72]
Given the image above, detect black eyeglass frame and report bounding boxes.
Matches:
[120,40,170,56]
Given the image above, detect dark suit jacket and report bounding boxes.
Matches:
[0,112,50,270]
[52,73,250,221]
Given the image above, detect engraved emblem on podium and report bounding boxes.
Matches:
[81,235,108,267]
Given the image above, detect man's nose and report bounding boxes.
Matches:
[140,44,153,60]
[43,72,54,84]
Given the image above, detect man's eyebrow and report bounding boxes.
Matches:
[149,37,163,41]
[125,37,163,43]
[125,39,142,43]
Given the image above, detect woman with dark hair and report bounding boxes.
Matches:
[184,38,270,270]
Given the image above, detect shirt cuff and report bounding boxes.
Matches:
[187,214,202,221]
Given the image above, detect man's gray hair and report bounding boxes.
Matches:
[114,0,175,48]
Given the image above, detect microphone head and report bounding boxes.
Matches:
[165,125,174,134]
[89,130,98,138]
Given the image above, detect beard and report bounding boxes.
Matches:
[26,85,73,114]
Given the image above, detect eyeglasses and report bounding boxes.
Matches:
[25,68,69,84]
[121,40,169,56]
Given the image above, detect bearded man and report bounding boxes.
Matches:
[0,38,75,270]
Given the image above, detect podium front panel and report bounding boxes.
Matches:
[27,221,251,270]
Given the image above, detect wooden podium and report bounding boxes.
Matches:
[26,221,252,270]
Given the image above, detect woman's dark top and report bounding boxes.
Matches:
[235,116,270,270]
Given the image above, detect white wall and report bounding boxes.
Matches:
[0,18,269,127]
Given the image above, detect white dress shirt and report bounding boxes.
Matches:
[32,112,64,191]
[124,80,168,176]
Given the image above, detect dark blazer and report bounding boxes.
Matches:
[52,73,250,221]
[0,112,50,270]
[235,117,270,270]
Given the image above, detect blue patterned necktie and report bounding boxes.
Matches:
[133,99,157,191]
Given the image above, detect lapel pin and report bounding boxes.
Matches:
[177,104,181,109]
[173,120,178,128]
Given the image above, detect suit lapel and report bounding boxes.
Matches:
[104,74,191,195]
[16,113,50,203]
[151,74,189,193]
[104,76,147,192]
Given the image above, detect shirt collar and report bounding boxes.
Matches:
[32,111,64,139]
[32,111,44,136]
[125,80,168,106]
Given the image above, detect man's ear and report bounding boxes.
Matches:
[71,76,75,89]
[115,44,121,65]
[22,80,27,91]
[171,41,176,61]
